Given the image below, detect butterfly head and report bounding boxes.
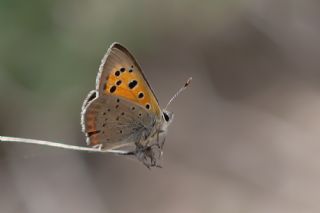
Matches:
[155,110,173,138]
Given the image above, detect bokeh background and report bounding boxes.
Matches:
[1,0,320,212]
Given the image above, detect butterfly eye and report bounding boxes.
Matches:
[163,112,170,122]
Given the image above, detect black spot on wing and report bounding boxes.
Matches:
[128,80,138,89]
[138,92,144,99]
[116,80,122,85]
[110,85,116,93]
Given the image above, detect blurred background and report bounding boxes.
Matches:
[1,0,320,212]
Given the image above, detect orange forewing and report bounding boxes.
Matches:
[97,43,161,117]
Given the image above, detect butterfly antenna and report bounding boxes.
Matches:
[164,77,192,110]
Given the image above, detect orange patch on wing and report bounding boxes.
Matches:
[104,66,160,115]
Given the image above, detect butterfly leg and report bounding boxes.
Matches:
[140,147,161,169]
[131,132,163,168]
[92,144,103,151]
[134,144,160,168]
[134,146,152,168]
[155,130,166,149]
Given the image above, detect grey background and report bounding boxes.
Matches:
[1,0,320,212]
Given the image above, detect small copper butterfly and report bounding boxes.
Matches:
[81,43,191,168]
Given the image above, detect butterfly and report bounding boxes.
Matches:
[81,42,191,168]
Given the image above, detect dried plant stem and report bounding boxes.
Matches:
[0,136,128,154]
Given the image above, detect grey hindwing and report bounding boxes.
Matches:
[81,92,156,150]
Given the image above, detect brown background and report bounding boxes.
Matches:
[1,0,320,212]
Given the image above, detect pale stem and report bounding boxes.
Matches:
[0,136,128,154]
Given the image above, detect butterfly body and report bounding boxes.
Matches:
[81,43,174,167]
